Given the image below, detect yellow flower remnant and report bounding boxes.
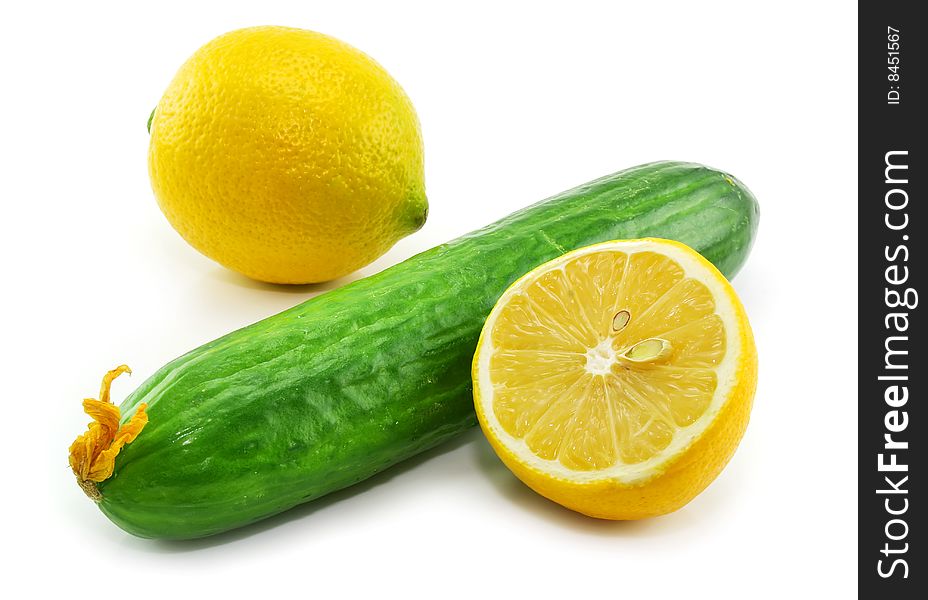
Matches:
[69,365,148,501]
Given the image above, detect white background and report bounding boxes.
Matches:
[1,1,857,597]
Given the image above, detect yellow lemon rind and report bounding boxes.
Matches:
[472,238,757,519]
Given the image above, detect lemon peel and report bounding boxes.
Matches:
[473,238,757,519]
[148,26,427,284]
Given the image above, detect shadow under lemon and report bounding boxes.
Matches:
[470,431,750,537]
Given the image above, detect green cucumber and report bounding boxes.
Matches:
[87,161,759,539]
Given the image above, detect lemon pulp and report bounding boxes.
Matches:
[486,247,727,472]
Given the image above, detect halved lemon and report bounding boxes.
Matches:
[472,238,757,519]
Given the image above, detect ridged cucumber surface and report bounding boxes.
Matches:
[97,161,759,538]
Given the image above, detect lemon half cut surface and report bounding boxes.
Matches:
[472,238,757,519]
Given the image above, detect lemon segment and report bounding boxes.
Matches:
[473,238,757,519]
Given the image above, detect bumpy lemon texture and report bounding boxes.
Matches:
[473,239,757,519]
[148,26,427,284]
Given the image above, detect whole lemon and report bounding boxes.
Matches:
[148,26,428,284]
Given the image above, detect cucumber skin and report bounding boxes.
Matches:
[98,161,759,539]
